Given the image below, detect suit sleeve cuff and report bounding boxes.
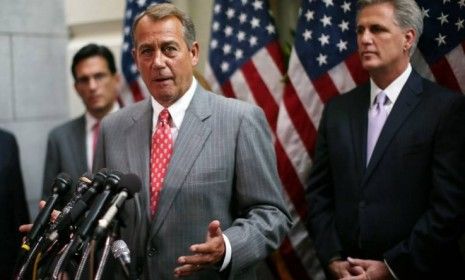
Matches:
[219,233,232,271]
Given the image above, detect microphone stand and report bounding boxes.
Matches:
[15,235,45,280]
[95,220,120,280]
[73,239,92,280]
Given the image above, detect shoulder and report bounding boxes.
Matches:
[49,115,85,138]
[0,129,18,162]
[420,77,462,102]
[203,89,263,117]
[101,99,150,129]
[0,128,17,147]
[325,83,369,111]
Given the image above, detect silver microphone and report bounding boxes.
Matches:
[111,239,131,278]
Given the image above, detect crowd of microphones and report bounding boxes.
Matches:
[15,168,141,280]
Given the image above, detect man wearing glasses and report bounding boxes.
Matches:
[42,43,120,202]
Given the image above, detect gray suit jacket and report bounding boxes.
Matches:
[94,85,291,279]
[42,116,87,201]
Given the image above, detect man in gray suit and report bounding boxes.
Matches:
[42,44,120,201]
[94,3,291,279]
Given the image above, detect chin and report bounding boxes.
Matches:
[361,61,381,72]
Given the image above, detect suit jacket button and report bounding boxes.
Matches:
[148,247,157,257]
[359,201,366,208]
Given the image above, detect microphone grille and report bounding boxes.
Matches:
[112,239,130,259]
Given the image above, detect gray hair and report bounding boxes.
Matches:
[356,0,423,56]
[131,3,196,49]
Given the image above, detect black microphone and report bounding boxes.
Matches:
[51,170,123,277]
[21,173,72,251]
[111,239,131,279]
[75,170,123,240]
[47,168,109,238]
[93,173,142,240]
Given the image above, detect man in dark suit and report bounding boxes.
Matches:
[306,0,465,279]
[0,128,30,278]
[42,44,120,201]
[93,3,291,279]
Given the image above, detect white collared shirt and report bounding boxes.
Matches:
[85,102,120,171]
[369,63,412,114]
[150,78,197,140]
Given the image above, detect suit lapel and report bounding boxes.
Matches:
[151,87,212,235]
[70,116,87,173]
[126,100,153,218]
[363,72,423,184]
[350,84,371,176]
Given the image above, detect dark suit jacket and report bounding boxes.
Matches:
[42,115,87,203]
[94,85,291,279]
[307,71,465,279]
[0,129,30,278]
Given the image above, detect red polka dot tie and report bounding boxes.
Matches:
[150,109,173,218]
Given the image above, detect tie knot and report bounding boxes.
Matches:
[374,91,388,106]
[92,121,100,130]
[159,109,170,123]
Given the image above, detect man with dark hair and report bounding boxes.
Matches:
[94,3,291,279]
[307,0,465,279]
[42,43,121,200]
[0,128,30,279]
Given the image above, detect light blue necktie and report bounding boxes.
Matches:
[367,91,389,164]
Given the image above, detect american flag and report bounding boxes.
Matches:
[205,0,325,279]
[413,0,465,92]
[121,0,170,105]
[205,0,285,131]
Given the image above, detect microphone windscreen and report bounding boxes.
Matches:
[112,239,130,259]
[117,173,141,198]
[53,173,73,195]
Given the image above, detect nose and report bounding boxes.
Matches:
[152,50,166,69]
[88,77,98,90]
[358,30,372,45]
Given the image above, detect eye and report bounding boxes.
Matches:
[140,47,153,56]
[162,45,178,56]
[370,25,386,33]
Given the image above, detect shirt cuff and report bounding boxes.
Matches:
[219,233,232,271]
[384,259,399,280]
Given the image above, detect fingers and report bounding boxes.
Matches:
[348,265,365,275]
[348,257,367,268]
[51,209,61,222]
[19,224,32,233]
[207,220,221,238]
[39,200,46,209]
[174,220,226,277]
[174,263,202,278]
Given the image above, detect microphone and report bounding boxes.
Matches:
[51,170,123,277]
[47,169,109,237]
[75,170,123,240]
[93,173,141,240]
[111,239,131,279]
[21,173,72,251]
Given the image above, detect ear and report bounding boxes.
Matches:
[74,82,82,97]
[113,73,122,88]
[131,48,138,67]
[404,28,415,52]
[190,41,200,67]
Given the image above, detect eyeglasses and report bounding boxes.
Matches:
[75,72,111,86]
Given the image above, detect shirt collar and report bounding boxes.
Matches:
[151,78,197,129]
[370,63,412,106]
[85,102,120,132]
